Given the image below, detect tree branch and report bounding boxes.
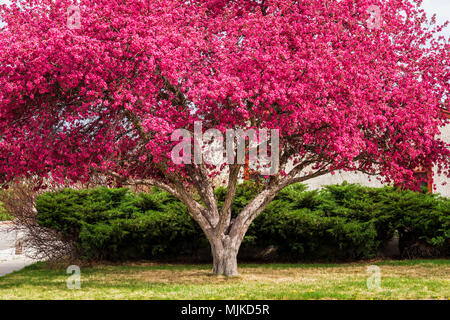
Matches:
[185,163,220,226]
[216,164,241,235]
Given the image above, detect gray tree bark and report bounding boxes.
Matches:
[211,236,239,276]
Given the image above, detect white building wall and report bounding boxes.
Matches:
[433,123,450,197]
[304,123,450,197]
[304,171,384,190]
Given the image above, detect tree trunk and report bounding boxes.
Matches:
[211,238,239,276]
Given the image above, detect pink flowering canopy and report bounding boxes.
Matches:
[0,0,449,275]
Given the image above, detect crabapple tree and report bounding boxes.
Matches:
[0,0,449,275]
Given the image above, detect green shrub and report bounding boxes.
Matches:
[37,188,207,260]
[245,184,380,260]
[36,183,450,261]
[314,184,449,258]
[0,201,13,221]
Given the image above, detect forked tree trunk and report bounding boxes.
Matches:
[211,237,240,276]
[208,188,280,276]
[186,175,283,277]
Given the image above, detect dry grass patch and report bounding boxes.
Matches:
[0,260,448,300]
[130,263,449,285]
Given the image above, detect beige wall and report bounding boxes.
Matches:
[303,123,450,197]
[304,171,384,190]
[432,123,450,197]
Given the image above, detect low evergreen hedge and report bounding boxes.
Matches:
[36,183,450,261]
[0,200,13,221]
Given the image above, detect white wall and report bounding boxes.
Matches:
[304,171,384,190]
[304,123,450,197]
[433,123,450,197]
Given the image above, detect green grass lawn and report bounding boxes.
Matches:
[0,259,449,300]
